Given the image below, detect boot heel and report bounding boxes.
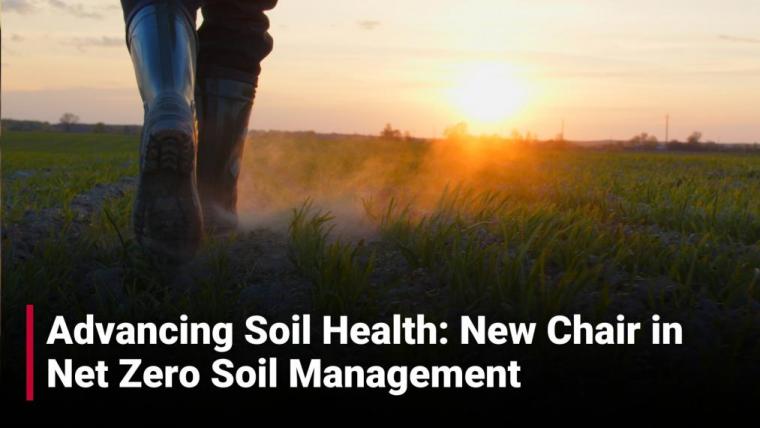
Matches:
[144,130,195,176]
[135,114,203,262]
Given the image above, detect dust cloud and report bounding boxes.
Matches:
[236,131,542,239]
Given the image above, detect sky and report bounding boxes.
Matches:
[3,0,760,142]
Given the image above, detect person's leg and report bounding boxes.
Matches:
[195,0,277,234]
[121,0,204,260]
[121,0,202,28]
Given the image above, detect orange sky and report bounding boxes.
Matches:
[4,0,760,141]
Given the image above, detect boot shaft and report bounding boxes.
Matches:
[128,3,197,108]
[196,77,256,232]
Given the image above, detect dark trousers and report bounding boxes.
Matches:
[121,0,277,84]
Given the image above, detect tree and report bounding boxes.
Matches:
[444,122,470,140]
[380,123,402,140]
[628,132,658,149]
[93,122,107,133]
[687,131,703,145]
[59,113,80,132]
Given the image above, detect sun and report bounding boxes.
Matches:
[449,64,529,123]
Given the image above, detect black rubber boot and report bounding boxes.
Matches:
[196,77,256,235]
[128,3,203,261]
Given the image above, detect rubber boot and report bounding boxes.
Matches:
[196,76,256,235]
[128,3,203,261]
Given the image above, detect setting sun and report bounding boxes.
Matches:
[449,64,530,124]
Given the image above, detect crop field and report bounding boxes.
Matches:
[2,130,760,388]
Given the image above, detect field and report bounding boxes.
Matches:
[2,130,760,396]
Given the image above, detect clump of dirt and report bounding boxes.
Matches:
[69,176,136,221]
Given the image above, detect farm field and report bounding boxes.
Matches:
[2,130,759,401]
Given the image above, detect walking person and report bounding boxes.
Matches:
[121,0,277,260]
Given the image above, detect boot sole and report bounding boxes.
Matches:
[134,129,203,262]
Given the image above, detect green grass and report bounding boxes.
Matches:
[2,130,759,331]
[1,129,758,408]
[2,131,139,222]
[288,200,375,316]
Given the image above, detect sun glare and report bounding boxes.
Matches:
[449,64,529,124]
